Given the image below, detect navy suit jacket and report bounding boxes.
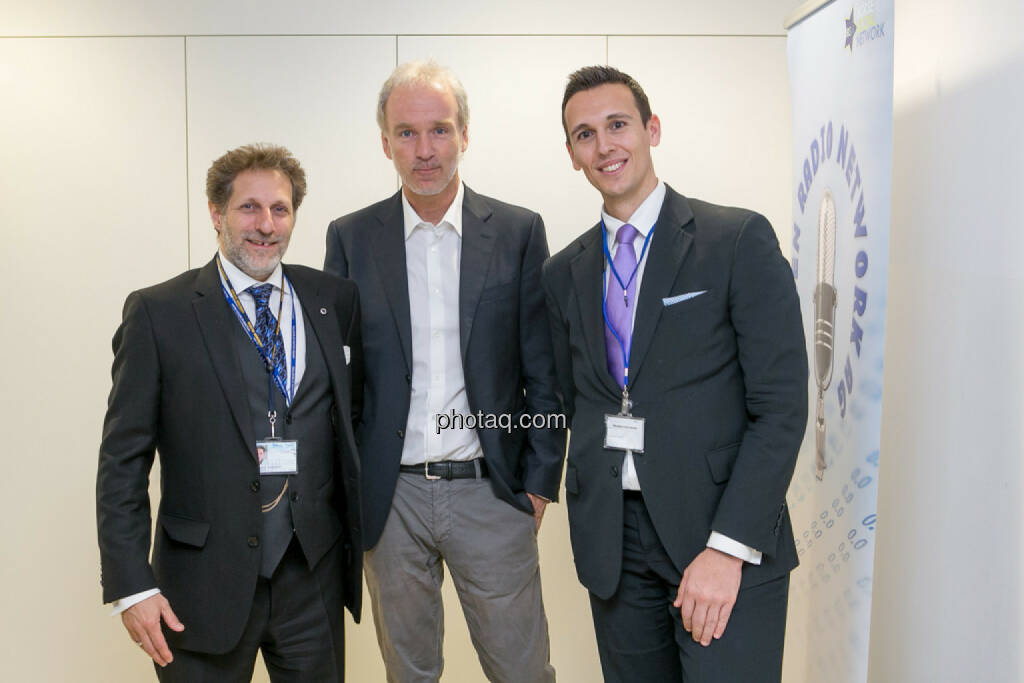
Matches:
[325,186,566,549]
[542,185,807,599]
[96,259,363,652]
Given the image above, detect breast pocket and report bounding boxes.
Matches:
[478,280,519,303]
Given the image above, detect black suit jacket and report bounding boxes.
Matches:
[542,186,807,599]
[325,186,566,550]
[96,258,363,653]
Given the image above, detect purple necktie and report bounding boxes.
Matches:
[605,223,639,388]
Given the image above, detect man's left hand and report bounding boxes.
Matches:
[674,547,743,646]
[526,493,548,531]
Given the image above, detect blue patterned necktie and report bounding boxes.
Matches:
[605,223,639,388]
[248,284,287,393]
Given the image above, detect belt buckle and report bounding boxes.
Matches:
[424,461,441,481]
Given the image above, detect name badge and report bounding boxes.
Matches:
[256,439,299,475]
[604,414,645,452]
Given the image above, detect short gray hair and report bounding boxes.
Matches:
[377,60,470,133]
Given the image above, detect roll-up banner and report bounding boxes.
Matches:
[783,1,893,681]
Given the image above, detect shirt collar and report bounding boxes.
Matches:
[217,248,284,294]
[601,180,666,245]
[402,182,464,240]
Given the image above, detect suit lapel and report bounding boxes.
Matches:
[370,192,413,373]
[285,266,351,419]
[570,226,622,400]
[458,186,496,361]
[627,186,695,386]
[192,257,258,453]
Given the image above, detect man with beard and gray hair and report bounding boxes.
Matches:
[325,61,564,682]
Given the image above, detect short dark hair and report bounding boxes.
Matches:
[206,143,307,212]
[561,66,652,142]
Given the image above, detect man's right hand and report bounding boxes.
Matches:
[121,594,185,667]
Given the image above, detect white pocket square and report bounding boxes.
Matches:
[663,291,708,306]
[343,345,351,365]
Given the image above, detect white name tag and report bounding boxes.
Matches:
[604,414,645,452]
[257,439,299,475]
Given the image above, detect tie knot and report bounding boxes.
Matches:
[616,223,638,245]
[248,283,273,309]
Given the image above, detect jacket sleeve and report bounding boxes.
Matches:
[96,291,161,603]
[518,214,567,501]
[709,213,808,556]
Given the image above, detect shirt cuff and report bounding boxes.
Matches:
[109,588,161,616]
[707,532,763,565]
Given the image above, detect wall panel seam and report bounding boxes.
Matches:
[0,33,787,39]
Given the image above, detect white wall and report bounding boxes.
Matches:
[0,2,797,681]
[868,1,1024,682]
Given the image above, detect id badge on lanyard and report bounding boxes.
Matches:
[604,388,645,452]
[601,219,652,454]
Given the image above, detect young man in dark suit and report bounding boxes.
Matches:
[325,61,564,682]
[97,144,363,681]
[543,66,807,683]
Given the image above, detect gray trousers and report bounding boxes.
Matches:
[364,471,555,683]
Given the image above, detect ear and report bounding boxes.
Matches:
[566,141,582,171]
[647,114,662,147]
[460,125,469,153]
[208,201,223,233]
[381,131,393,160]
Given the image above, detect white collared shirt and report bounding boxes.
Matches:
[601,182,761,565]
[401,183,482,465]
[217,250,307,398]
[109,252,309,615]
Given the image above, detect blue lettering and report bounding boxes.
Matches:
[855,250,868,277]
[845,146,858,186]
[844,357,854,394]
[850,166,862,202]
[798,182,807,214]
[852,286,867,316]
[824,121,833,159]
[853,193,867,237]
[838,380,846,418]
[850,319,863,356]
[837,125,849,168]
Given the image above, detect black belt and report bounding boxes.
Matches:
[399,459,489,480]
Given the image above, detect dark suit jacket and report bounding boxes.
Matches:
[542,185,807,599]
[96,258,363,653]
[325,186,566,550]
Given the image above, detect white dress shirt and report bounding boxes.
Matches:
[400,183,483,466]
[601,182,762,565]
[109,252,307,614]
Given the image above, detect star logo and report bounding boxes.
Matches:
[844,8,856,51]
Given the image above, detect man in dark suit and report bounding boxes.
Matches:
[97,144,363,682]
[543,66,807,682]
[325,61,564,682]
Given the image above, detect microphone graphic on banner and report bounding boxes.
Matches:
[813,188,837,480]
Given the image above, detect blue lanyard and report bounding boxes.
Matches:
[218,259,298,408]
[600,219,656,389]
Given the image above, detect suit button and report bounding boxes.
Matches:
[291,491,299,502]
[250,480,260,492]
[247,536,260,548]
[397,429,405,439]
[610,465,619,477]
[405,374,411,383]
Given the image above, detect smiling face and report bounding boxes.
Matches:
[563,83,661,220]
[381,81,468,200]
[209,168,295,281]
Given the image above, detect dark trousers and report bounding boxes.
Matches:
[156,539,344,683]
[589,493,789,683]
